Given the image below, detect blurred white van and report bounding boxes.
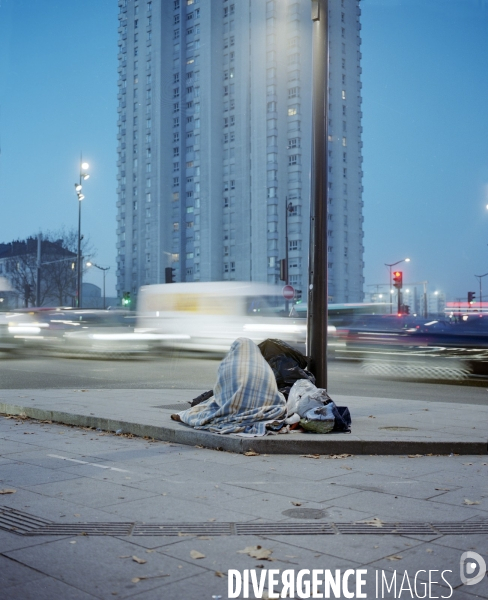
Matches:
[136,281,306,353]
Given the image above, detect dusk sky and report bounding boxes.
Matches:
[1,0,487,301]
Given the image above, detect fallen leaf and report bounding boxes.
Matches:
[328,454,353,459]
[73,514,81,517]
[435,488,450,491]
[361,517,384,528]
[464,499,480,505]
[426,549,434,553]
[237,545,273,561]
[291,501,302,506]
[190,550,206,559]
[341,466,353,470]
[244,450,260,456]
[408,455,423,459]
[146,549,155,553]
[387,555,403,561]
[0,489,16,495]
[463,463,473,466]
[178,532,192,537]
[119,555,131,559]
[301,454,320,459]
[132,574,169,583]
[215,571,226,578]
[69,541,76,544]
[132,556,147,564]
[208,518,216,522]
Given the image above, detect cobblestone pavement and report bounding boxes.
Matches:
[0,416,487,599]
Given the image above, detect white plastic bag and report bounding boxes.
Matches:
[287,379,332,418]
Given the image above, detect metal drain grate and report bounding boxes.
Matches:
[432,522,488,535]
[133,523,233,536]
[29,523,134,536]
[235,522,335,536]
[2,507,485,538]
[0,507,52,534]
[336,522,436,535]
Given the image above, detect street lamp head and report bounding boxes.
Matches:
[74,183,82,192]
[81,162,89,170]
[405,258,411,262]
[82,173,90,180]
[86,262,93,267]
[77,193,85,201]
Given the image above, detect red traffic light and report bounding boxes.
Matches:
[392,271,403,289]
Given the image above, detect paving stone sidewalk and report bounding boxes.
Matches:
[0,416,487,599]
[0,388,487,455]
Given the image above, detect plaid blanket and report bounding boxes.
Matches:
[176,337,286,435]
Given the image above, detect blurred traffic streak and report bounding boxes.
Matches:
[334,313,488,382]
[0,308,162,359]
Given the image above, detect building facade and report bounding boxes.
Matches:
[115,0,364,304]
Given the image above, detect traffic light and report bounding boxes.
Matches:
[279,259,287,282]
[392,271,403,289]
[122,292,131,307]
[165,267,176,284]
[468,291,476,303]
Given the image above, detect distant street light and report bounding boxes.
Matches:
[86,262,110,309]
[385,258,410,314]
[75,157,90,308]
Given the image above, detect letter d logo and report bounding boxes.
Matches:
[460,551,486,586]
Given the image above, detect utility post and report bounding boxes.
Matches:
[308,0,329,388]
[36,233,42,307]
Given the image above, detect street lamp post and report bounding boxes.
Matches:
[74,157,90,308]
[308,0,329,388]
[475,272,488,313]
[86,262,110,309]
[385,258,410,314]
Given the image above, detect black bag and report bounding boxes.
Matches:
[331,405,352,433]
[258,339,315,398]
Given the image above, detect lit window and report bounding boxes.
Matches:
[342,137,347,147]
[342,90,346,100]
[288,106,298,116]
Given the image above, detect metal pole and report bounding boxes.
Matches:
[285,197,289,314]
[423,281,428,318]
[307,0,329,388]
[103,269,106,310]
[36,233,42,307]
[77,192,82,308]
[389,266,392,314]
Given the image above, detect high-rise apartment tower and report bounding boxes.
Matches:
[116,0,364,303]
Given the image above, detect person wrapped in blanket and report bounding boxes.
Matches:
[171,337,287,436]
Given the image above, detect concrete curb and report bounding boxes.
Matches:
[1,403,486,456]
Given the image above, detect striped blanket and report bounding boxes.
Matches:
[175,337,287,435]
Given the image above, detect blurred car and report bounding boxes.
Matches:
[3,308,157,359]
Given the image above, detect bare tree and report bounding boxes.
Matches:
[3,248,38,307]
[1,230,95,307]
